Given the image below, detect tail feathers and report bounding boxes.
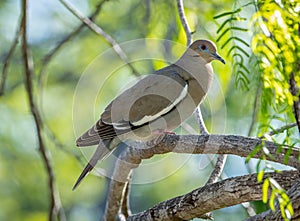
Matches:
[72,163,93,190]
[73,139,112,190]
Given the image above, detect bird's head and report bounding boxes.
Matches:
[190,40,225,64]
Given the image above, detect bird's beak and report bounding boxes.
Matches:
[211,52,225,64]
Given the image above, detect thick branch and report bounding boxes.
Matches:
[103,134,300,220]
[244,179,300,221]
[128,171,299,220]
[289,72,300,133]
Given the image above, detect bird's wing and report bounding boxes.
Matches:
[76,65,188,147]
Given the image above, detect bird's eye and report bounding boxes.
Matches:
[200,44,207,51]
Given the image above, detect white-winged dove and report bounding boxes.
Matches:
[73,39,225,189]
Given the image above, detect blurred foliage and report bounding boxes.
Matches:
[215,0,299,219]
[251,0,300,134]
[0,0,299,221]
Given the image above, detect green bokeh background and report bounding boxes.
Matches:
[1,0,298,220]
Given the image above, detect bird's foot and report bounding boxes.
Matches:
[146,129,176,146]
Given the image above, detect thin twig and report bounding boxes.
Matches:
[259,122,298,139]
[248,80,262,136]
[39,0,108,83]
[176,0,209,136]
[206,154,227,184]
[176,1,227,211]
[176,0,192,46]
[195,106,209,135]
[44,126,84,164]
[58,0,139,76]
[37,2,108,167]
[21,1,65,220]
[243,77,262,217]
[0,24,22,96]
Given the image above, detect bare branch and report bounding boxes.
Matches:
[21,1,65,220]
[58,0,139,76]
[259,122,298,139]
[206,154,227,184]
[195,106,209,135]
[39,0,108,82]
[248,80,262,136]
[176,0,226,190]
[176,0,192,46]
[128,171,299,220]
[103,134,300,219]
[0,21,22,96]
[289,72,300,133]
[104,169,134,221]
[120,174,132,218]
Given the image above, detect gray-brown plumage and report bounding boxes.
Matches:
[73,39,225,190]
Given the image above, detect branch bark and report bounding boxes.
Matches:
[244,179,300,221]
[175,1,226,205]
[0,21,22,96]
[103,134,300,220]
[21,1,65,220]
[128,171,299,220]
[289,72,300,133]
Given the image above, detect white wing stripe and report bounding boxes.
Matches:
[132,83,188,126]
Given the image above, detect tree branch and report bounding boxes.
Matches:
[206,154,227,184]
[176,0,192,46]
[175,1,226,196]
[21,1,65,220]
[195,106,209,135]
[120,172,132,218]
[289,72,300,133]
[259,122,298,139]
[0,19,22,96]
[37,0,108,167]
[248,79,262,136]
[103,134,300,220]
[244,179,300,221]
[39,0,108,83]
[128,171,299,220]
[58,0,139,76]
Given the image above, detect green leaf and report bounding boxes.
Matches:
[257,170,265,183]
[232,53,244,63]
[216,17,247,34]
[213,8,242,19]
[246,144,263,163]
[262,178,269,203]
[283,145,292,165]
[221,36,250,49]
[227,45,250,58]
[269,190,276,211]
[286,202,294,218]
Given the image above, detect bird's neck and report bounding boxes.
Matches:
[175,53,213,79]
[174,53,214,97]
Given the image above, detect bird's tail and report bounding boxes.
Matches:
[72,139,113,190]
